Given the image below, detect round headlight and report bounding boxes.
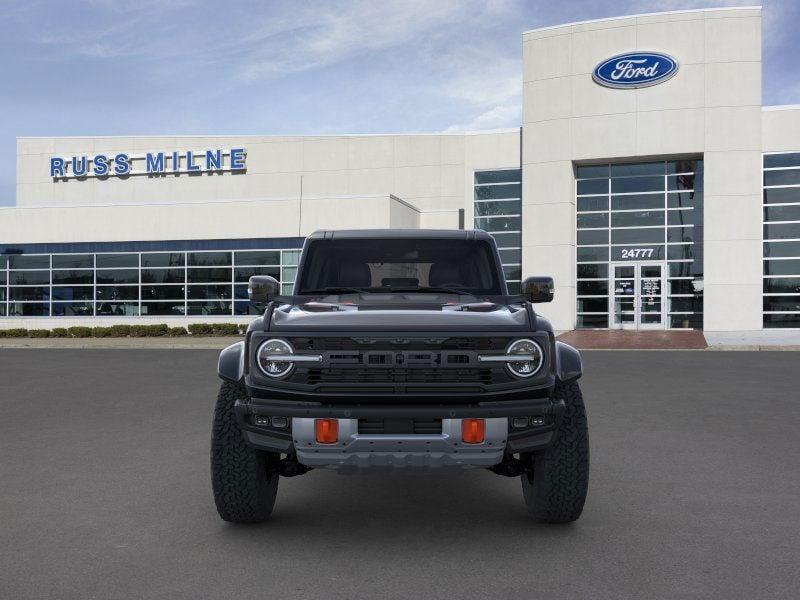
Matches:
[257,338,294,378]
[505,338,544,378]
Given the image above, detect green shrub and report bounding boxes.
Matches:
[129,325,147,337]
[145,324,169,337]
[67,326,93,338]
[51,328,70,338]
[0,330,5,338]
[168,326,188,336]
[28,329,51,338]
[4,328,28,338]
[92,327,113,338]
[188,323,214,336]
[109,324,132,337]
[212,323,239,336]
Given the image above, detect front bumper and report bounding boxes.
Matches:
[235,395,565,468]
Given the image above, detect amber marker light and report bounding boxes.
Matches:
[461,419,485,444]
[315,419,339,444]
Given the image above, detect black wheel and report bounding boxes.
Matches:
[211,381,279,523]
[521,381,589,523]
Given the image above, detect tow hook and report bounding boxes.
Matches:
[277,456,312,477]
[489,458,525,477]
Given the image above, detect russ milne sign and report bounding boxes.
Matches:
[592,52,678,89]
[49,148,246,179]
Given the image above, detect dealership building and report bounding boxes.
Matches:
[2,6,799,334]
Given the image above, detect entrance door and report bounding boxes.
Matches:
[610,262,666,330]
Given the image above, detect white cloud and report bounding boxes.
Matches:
[442,103,521,132]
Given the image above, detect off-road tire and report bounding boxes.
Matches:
[521,381,589,523]
[211,381,279,523]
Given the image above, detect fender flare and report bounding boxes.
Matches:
[554,340,582,384]
[218,341,246,383]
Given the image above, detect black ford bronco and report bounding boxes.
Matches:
[211,229,588,523]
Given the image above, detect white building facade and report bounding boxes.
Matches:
[2,6,799,333]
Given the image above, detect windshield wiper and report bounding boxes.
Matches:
[387,286,472,295]
[300,287,367,295]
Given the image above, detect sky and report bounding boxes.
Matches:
[1,0,799,206]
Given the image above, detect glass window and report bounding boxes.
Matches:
[764,205,800,223]
[188,252,232,266]
[611,176,663,194]
[52,286,93,301]
[474,184,521,200]
[187,268,231,283]
[282,250,301,266]
[577,298,608,312]
[187,302,233,315]
[234,250,280,266]
[474,170,520,185]
[96,302,139,316]
[141,286,185,300]
[764,241,800,258]
[187,284,232,300]
[763,278,800,294]
[141,268,185,284]
[502,265,521,282]
[764,170,800,187]
[763,296,800,312]
[577,197,608,212]
[764,223,800,240]
[668,209,699,226]
[8,302,49,316]
[667,160,701,174]
[52,254,93,269]
[577,247,608,262]
[764,259,800,276]
[577,314,608,328]
[0,255,6,269]
[611,228,665,245]
[668,191,702,209]
[141,302,185,316]
[498,248,521,264]
[667,174,698,191]
[577,213,608,229]
[577,263,608,279]
[52,270,93,284]
[474,200,521,216]
[763,314,800,327]
[611,162,663,177]
[611,210,664,228]
[577,179,607,195]
[669,262,697,277]
[282,266,298,282]
[52,302,94,316]
[488,232,521,248]
[764,153,800,168]
[10,287,50,301]
[96,286,139,301]
[577,230,608,245]
[96,269,138,284]
[611,194,664,211]
[96,254,138,268]
[763,188,800,204]
[9,271,50,285]
[474,216,520,232]
[234,266,280,283]
[667,245,695,261]
[141,253,185,267]
[670,279,701,295]
[577,281,608,295]
[669,297,703,312]
[9,255,49,269]
[576,165,608,179]
[235,301,267,316]
[0,272,5,286]
[670,314,703,329]
[667,227,695,244]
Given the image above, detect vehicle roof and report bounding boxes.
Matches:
[307,229,495,241]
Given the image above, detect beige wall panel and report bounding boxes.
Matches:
[704,17,761,63]
[762,109,800,151]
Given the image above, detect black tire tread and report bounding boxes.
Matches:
[522,381,589,523]
[211,381,278,523]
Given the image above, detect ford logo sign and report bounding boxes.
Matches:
[593,52,678,89]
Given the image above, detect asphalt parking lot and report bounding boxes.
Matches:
[1,349,799,600]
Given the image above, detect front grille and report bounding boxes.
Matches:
[358,418,442,435]
[291,336,512,352]
[300,367,502,385]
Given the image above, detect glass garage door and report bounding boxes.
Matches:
[576,159,704,329]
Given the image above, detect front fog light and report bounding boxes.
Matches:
[257,338,294,378]
[506,338,543,378]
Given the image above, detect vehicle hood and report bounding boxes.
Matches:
[269,293,531,333]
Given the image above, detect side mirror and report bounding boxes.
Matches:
[248,275,280,303]
[522,276,554,303]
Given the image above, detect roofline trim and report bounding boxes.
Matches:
[522,5,761,36]
[763,104,800,112]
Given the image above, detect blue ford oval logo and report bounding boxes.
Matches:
[593,52,679,89]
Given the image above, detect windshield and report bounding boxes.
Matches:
[296,238,504,295]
